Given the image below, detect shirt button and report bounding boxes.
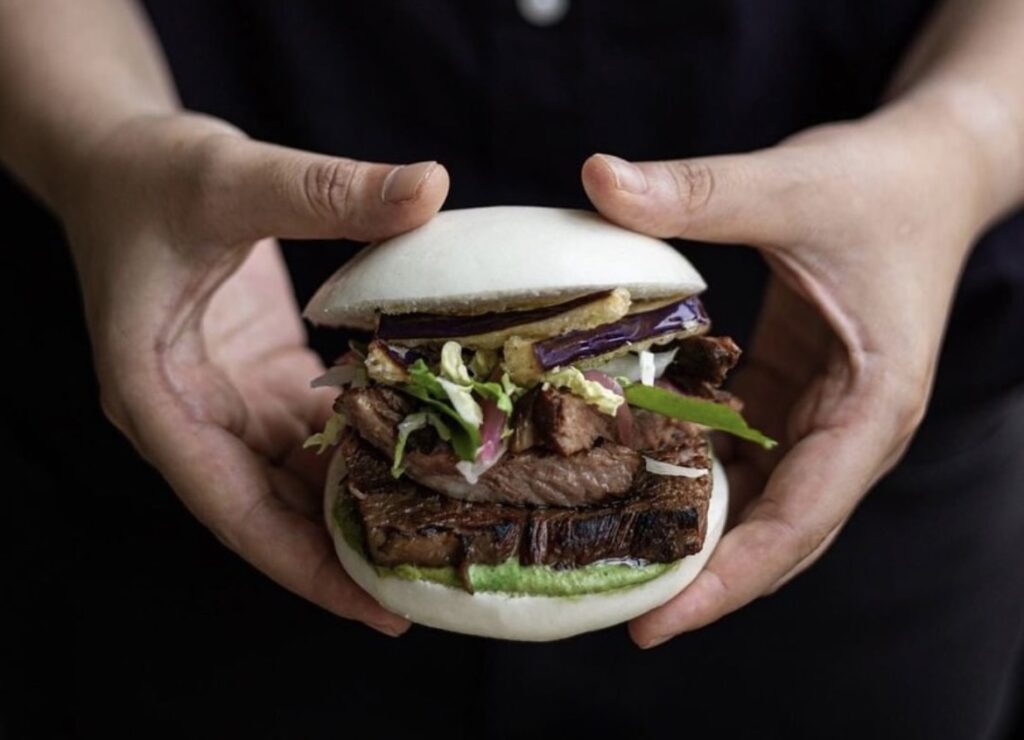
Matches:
[516,0,570,26]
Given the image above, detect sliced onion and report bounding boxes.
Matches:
[643,456,708,478]
[594,348,678,384]
[639,350,656,386]
[377,291,613,341]
[583,370,634,447]
[453,397,508,484]
[532,296,708,371]
[456,443,507,484]
[477,398,506,464]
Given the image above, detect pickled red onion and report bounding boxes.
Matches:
[583,370,634,447]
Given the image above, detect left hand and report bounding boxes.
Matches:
[582,96,994,647]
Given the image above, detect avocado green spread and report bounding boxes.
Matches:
[335,490,675,597]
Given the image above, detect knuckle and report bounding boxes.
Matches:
[669,160,717,214]
[302,158,359,222]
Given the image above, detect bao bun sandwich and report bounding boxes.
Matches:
[303,206,774,641]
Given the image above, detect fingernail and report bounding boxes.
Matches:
[598,154,648,194]
[373,620,410,638]
[381,161,437,203]
[639,633,671,649]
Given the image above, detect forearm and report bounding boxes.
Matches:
[887,0,1024,225]
[0,0,178,211]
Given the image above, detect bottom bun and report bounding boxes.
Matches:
[324,447,728,641]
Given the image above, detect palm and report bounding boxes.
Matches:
[199,239,332,482]
[720,277,834,515]
[141,239,384,622]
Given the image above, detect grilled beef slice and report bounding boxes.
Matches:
[405,442,643,507]
[340,432,711,569]
[514,386,698,455]
[342,386,644,506]
[336,385,415,453]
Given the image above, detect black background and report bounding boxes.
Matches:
[4,2,1024,738]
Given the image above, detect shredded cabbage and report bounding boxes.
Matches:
[302,412,347,454]
[643,456,708,478]
[542,367,625,416]
[437,377,484,427]
[404,352,517,462]
[440,341,473,385]
[404,360,480,461]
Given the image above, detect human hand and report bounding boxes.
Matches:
[61,113,448,636]
[582,97,997,647]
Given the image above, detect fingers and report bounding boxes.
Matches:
[196,136,449,243]
[581,151,801,247]
[629,420,882,648]
[141,410,409,636]
[229,473,410,637]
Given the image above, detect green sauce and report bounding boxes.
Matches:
[335,492,675,597]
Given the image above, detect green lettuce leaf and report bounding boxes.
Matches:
[543,367,624,416]
[440,341,474,385]
[404,359,480,461]
[472,379,514,415]
[623,383,777,449]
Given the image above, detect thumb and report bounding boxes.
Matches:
[581,152,797,247]
[199,136,450,243]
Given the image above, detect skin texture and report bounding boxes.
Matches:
[1,0,1023,643]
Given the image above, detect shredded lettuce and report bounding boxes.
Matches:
[404,359,480,461]
[391,411,452,478]
[440,341,474,385]
[543,367,625,416]
[623,383,777,449]
[302,412,347,454]
[404,346,520,462]
[437,377,484,427]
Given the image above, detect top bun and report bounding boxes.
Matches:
[303,206,706,329]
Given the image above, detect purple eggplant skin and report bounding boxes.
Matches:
[375,291,614,341]
[533,296,709,370]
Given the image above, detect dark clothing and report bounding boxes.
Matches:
[3,2,1023,739]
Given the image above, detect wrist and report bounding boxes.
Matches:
[880,80,1024,229]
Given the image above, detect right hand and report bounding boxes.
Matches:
[60,112,449,636]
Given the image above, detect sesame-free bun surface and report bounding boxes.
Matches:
[304,206,707,329]
[323,448,728,642]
